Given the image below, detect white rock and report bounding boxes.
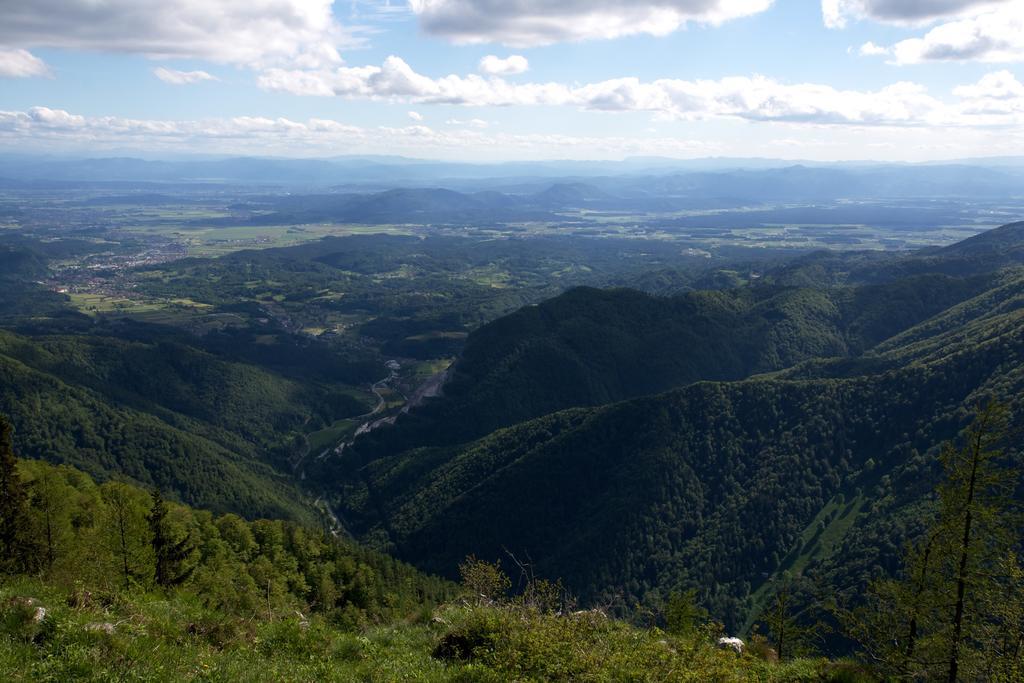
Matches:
[717,636,744,654]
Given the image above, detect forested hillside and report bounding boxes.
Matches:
[334,249,1007,468]
[3,215,1023,671]
[4,456,450,621]
[764,220,1024,287]
[9,0,1024,673]
[320,225,1024,634]
[0,230,733,521]
[0,326,379,521]
[0,432,856,681]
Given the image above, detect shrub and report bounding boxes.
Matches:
[458,556,510,606]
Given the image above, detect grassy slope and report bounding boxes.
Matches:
[0,578,861,682]
[0,459,858,682]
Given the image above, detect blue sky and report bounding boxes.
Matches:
[1,0,1023,160]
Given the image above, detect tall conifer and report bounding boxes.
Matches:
[0,415,32,573]
[148,490,196,587]
[853,402,1022,680]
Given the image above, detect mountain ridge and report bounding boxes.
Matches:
[316,223,1024,631]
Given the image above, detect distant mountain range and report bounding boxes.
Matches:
[2,154,1023,201]
[189,168,1020,225]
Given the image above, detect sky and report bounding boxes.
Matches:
[1,0,1024,161]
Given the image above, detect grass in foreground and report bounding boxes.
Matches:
[1,577,872,682]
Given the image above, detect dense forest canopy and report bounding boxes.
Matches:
[317,223,1024,637]
[1,208,1023,677]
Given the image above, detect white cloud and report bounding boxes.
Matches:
[952,70,1024,115]
[0,105,722,159]
[257,56,1024,128]
[153,67,217,85]
[446,118,490,128]
[258,56,575,105]
[10,106,87,129]
[0,0,349,68]
[825,1,1024,65]
[479,55,529,75]
[953,69,1024,98]
[0,48,51,78]
[5,101,1024,160]
[408,110,424,121]
[822,0,1008,29]
[887,4,1024,63]
[858,41,890,56]
[408,0,774,47]
[575,76,952,125]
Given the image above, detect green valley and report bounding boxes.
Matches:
[7,6,1024,675]
[1,176,1022,681]
[319,223,1024,638]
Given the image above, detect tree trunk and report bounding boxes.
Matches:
[43,504,54,571]
[118,513,130,592]
[906,532,937,665]
[947,426,984,683]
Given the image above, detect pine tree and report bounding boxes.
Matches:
[855,402,1022,680]
[975,551,1024,681]
[26,466,76,574]
[938,402,1020,682]
[101,481,151,591]
[845,528,943,677]
[763,581,816,661]
[148,490,196,588]
[664,588,708,636]
[0,415,33,573]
